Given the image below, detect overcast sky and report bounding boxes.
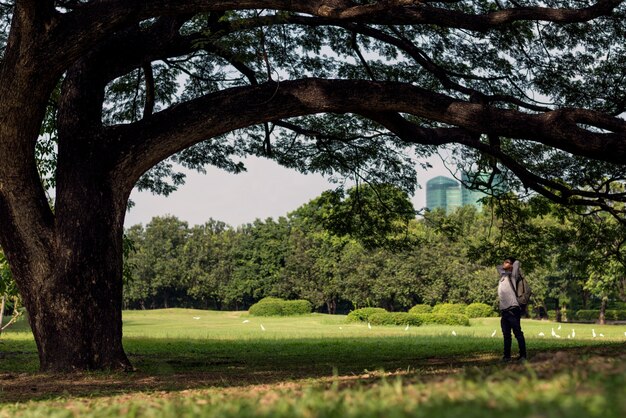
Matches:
[123,156,453,228]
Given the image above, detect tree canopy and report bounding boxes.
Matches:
[0,0,625,371]
[2,1,625,211]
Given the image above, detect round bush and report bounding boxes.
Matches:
[465,302,496,318]
[432,303,467,316]
[415,313,470,326]
[408,304,432,314]
[346,307,387,323]
[368,312,423,326]
[248,297,312,316]
[249,300,283,316]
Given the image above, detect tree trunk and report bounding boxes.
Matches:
[17,198,133,372]
[1,156,134,371]
[23,268,132,372]
[599,296,607,325]
[326,298,337,315]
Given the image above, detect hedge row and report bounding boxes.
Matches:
[352,311,470,327]
[248,297,312,316]
[416,313,470,326]
[575,309,626,321]
[409,302,495,318]
[369,312,424,326]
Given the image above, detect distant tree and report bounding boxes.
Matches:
[579,212,626,323]
[123,224,150,309]
[301,184,416,249]
[124,216,190,309]
[181,220,234,310]
[284,229,347,314]
[474,195,626,320]
[420,207,497,304]
[283,183,416,311]
[224,218,291,309]
[336,240,376,309]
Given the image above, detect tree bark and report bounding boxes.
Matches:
[23,266,132,372]
[16,179,133,372]
[2,208,133,371]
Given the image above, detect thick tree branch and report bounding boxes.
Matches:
[57,16,193,139]
[45,0,624,78]
[408,0,623,31]
[104,78,626,193]
[0,2,58,271]
[126,0,623,28]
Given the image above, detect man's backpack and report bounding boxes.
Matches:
[508,273,532,308]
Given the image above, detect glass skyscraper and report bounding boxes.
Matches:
[426,174,489,213]
[460,172,485,208]
[426,176,462,213]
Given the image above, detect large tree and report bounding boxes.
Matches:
[0,1,625,371]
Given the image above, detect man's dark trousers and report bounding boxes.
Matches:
[501,306,526,359]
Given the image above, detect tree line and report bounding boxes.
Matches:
[123,185,626,319]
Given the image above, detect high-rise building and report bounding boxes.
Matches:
[426,173,494,213]
[460,172,486,208]
[426,176,462,213]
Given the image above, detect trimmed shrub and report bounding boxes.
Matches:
[432,303,467,316]
[249,300,283,316]
[575,310,600,321]
[465,302,496,318]
[346,307,387,323]
[282,300,314,316]
[368,312,424,326]
[608,310,626,320]
[575,309,626,321]
[415,313,470,326]
[408,304,433,314]
[249,297,312,316]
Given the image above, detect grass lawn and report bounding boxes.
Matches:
[1,309,626,417]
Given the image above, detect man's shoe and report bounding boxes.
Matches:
[501,356,512,363]
[516,356,527,363]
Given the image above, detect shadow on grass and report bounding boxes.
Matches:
[1,334,625,404]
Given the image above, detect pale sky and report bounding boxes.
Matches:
[124,156,452,228]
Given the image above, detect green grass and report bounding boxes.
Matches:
[2,309,626,417]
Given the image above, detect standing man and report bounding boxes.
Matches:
[497,257,527,362]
